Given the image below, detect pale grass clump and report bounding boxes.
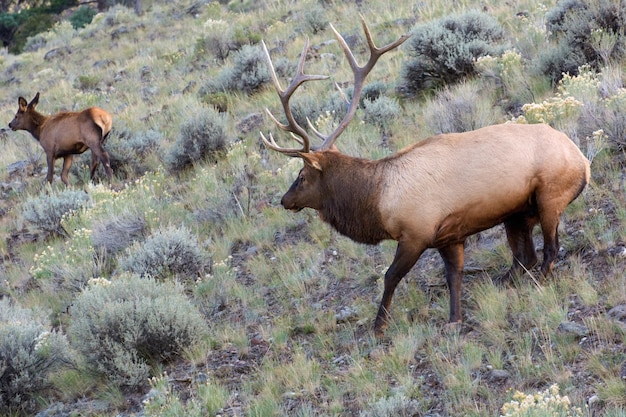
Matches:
[29,227,95,291]
[500,384,585,417]
[422,80,502,135]
[472,282,509,348]
[143,373,229,417]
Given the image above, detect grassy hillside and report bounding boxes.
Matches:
[0,0,625,416]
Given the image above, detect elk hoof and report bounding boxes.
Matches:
[443,321,463,335]
[373,321,387,339]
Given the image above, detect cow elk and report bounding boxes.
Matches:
[261,17,590,336]
[9,92,113,185]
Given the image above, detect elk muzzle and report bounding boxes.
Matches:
[280,193,303,212]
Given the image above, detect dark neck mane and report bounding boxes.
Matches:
[318,154,391,245]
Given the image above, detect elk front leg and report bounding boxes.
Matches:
[438,242,465,323]
[374,242,424,337]
[45,153,56,184]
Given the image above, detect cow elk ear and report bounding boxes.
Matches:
[28,92,40,109]
[299,152,323,171]
[18,97,28,111]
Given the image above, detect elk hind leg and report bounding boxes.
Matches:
[439,242,465,323]
[89,144,113,183]
[537,197,567,276]
[500,213,539,283]
[60,155,74,186]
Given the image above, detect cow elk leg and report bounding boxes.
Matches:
[60,155,74,186]
[90,145,113,183]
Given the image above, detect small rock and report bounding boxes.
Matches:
[557,321,590,337]
[608,304,626,322]
[588,394,600,406]
[335,306,358,323]
[282,391,299,400]
[490,369,510,381]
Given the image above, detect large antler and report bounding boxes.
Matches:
[261,15,411,155]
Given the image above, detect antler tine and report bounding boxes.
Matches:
[261,39,329,155]
[314,15,411,151]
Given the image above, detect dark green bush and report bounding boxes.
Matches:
[118,225,206,280]
[165,106,229,172]
[540,0,626,83]
[69,274,209,389]
[0,299,72,414]
[401,10,505,95]
[22,189,92,236]
[70,5,97,29]
[361,81,389,105]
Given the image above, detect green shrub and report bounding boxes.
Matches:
[194,19,260,63]
[70,5,97,29]
[118,225,206,280]
[300,6,327,35]
[74,74,100,90]
[401,10,505,95]
[69,274,209,389]
[0,299,72,414]
[362,96,401,137]
[200,44,270,96]
[8,12,54,54]
[361,81,389,105]
[539,0,626,83]
[165,106,229,172]
[22,189,92,236]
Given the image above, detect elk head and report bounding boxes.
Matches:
[9,92,43,136]
[260,16,410,211]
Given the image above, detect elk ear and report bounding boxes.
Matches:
[28,92,40,109]
[299,152,323,171]
[18,97,28,111]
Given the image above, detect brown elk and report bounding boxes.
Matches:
[261,17,591,336]
[9,92,113,185]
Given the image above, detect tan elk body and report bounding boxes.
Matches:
[262,17,590,336]
[9,92,113,185]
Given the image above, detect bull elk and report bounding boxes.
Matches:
[9,92,113,185]
[260,17,591,336]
